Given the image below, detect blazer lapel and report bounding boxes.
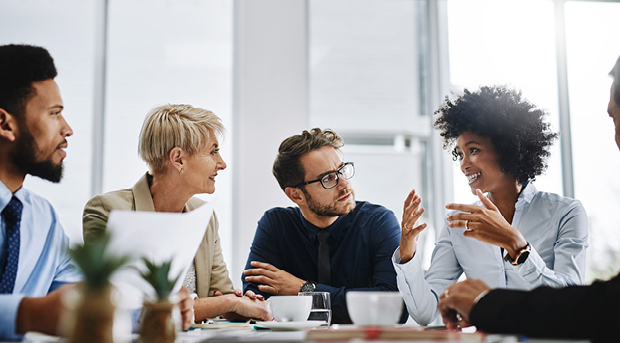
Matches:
[187,199,212,297]
[132,173,156,212]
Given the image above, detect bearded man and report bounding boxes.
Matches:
[0,44,80,340]
[242,128,407,324]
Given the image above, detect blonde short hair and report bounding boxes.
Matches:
[138,104,225,174]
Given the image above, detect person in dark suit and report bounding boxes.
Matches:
[436,55,620,343]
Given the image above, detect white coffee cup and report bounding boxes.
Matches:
[265,295,312,322]
[346,291,403,325]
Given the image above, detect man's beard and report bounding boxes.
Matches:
[9,126,64,183]
[302,188,355,217]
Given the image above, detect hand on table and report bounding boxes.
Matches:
[243,261,305,296]
[17,283,78,336]
[446,189,528,259]
[214,289,264,301]
[437,278,491,330]
[178,286,194,330]
[229,294,272,321]
[399,189,427,264]
[216,292,272,321]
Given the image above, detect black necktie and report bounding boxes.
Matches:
[317,229,331,285]
[0,196,23,294]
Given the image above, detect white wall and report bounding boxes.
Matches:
[232,0,309,288]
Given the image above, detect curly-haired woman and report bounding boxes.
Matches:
[393,86,588,325]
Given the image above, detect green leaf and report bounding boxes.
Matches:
[139,258,182,300]
[69,231,130,291]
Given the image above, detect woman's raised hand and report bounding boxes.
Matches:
[399,189,427,264]
[445,189,527,259]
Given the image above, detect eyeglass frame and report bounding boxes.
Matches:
[293,162,355,190]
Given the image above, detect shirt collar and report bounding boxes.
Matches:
[299,201,362,243]
[300,203,359,244]
[516,182,537,206]
[0,180,25,212]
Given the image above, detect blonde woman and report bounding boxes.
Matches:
[83,104,271,323]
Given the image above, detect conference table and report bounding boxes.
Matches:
[20,323,591,343]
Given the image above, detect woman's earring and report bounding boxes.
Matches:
[180,168,184,175]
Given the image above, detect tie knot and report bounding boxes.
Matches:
[317,229,331,244]
[2,196,23,224]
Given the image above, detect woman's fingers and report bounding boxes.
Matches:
[403,198,423,230]
[476,189,499,211]
[402,189,416,215]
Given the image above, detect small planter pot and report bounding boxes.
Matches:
[69,283,115,343]
[139,296,180,343]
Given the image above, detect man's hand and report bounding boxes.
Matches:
[437,279,491,330]
[16,283,77,336]
[243,261,305,295]
[177,287,194,330]
[400,189,427,264]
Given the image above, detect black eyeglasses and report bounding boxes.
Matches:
[295,162,355,190]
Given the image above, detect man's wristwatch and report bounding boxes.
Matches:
[300,281,317,292]
[503,243,531,265]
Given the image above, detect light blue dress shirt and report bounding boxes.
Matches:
[0,181,82,340]
[393,183,588,325]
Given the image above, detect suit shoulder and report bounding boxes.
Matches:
[262,206,301,218]
[352,201,400,235]
[355,201,396,219]
[86,188,134,212]
[258,206,302,230]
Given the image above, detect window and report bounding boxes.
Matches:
[0,0,96,243]
[565,1,620,281]
[104,0,234,263]
[0,0,233,259]
[310,0,435,263]
[447,0,563,204]
[4,0,620,287]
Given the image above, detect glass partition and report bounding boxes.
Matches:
[446,0,563,204]
[0,0,96,243]
[565,1,620,282]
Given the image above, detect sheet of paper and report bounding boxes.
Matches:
[105,201,214,309]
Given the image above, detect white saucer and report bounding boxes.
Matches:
[255,320,326,331]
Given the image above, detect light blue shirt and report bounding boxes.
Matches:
[393,183,588,325]
[0,181,82,340]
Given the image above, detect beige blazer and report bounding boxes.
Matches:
[82,172,234,298]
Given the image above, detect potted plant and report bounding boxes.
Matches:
[138,258,182,343]
[68,232,130,343]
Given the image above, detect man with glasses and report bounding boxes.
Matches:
[242,128,407,324]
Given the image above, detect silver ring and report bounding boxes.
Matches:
[465,220,469,230]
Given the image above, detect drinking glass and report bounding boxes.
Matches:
[298,291,331,325]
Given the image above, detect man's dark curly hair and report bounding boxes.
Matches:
[0,44,57,119]
[433,85,558,184]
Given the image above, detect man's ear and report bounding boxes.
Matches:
[0,108,18,142]
[285,187,305,206]
[168,147,184,174]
